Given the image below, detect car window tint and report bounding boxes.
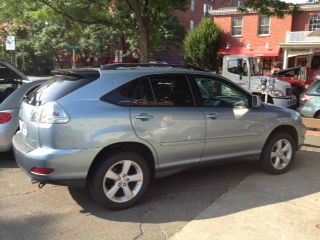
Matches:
[26,78,92,106]
[102,80,138,106]
[149,75,195,107]
[195,77,249,108]
[0,83,19,103]
[0,63,21,80]
[133,78,156,106]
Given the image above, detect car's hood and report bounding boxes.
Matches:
[0,61,29,82]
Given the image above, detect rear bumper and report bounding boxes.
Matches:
[12,133,100,187]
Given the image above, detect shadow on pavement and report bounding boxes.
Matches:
[68,162,256,224]
[68,149,320,224]
[0,152,18,168]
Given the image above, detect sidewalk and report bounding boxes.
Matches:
[170,134,320,240]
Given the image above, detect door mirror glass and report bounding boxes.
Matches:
[252,95,262,108]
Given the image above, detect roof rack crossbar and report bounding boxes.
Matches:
[100,63,207,71]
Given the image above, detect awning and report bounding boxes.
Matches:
[217,46,280,57]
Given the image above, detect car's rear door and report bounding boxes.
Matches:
[130,74,206,169]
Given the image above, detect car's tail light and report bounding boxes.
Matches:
[31,167,54,175]
[30,102,70,124]
[0,112,12,124]
[301,94,315,105]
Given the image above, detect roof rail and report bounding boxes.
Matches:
[100,63,207,71]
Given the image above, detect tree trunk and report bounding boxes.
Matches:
[127,0,150,63]
[138,27,149,63]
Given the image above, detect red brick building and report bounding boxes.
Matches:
[213,3,320,75]
[175,0,240,32]
[163,0,240,63]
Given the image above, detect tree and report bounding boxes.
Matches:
[239,0,300,18]
[37,0,187,62]
[183,19,221,70]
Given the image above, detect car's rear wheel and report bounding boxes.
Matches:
[260,132,295,174]
[89,152,151,210]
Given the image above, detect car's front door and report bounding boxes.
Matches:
[191,75,265,162]
[130,75,206,169]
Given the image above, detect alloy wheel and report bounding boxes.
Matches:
[102,160,144,203]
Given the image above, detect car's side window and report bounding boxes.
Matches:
[195,77,249,108]
[102,79,138,106]
[132,78,157,106]
[149,75,195,107]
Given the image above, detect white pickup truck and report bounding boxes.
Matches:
[222,55,296,108]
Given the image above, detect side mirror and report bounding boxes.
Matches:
[252,95,262,108]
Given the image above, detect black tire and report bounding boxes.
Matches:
[315,111,320,119]
[260,132,296,174]
[89,152,151,210]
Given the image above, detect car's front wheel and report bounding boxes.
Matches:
[260,132,296,174]
[89,152,151,210]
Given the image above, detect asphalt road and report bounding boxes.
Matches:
[0,152,254,240]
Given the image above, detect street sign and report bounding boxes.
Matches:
[67,44,81,50]
[6,36,15,51]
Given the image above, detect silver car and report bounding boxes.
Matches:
[0,80,45,152]
[13,64,305,210]
[1,61,32,151]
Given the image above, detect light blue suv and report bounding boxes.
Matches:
[13,64,305,210]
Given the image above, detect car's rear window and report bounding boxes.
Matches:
[25,76,93,106]
[0,82,21,104]
[306,81,320,96]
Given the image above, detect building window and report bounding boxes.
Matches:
[231,17,243,36]
[258,16,270,35]
[309,15,320,31]
[190,20,195,31]
[191,0,196,13]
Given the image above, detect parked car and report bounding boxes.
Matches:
[298,80,320,119]
[13,64,305,210]
[0,61,29,102]
[0,80,46,152]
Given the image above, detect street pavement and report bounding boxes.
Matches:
[170,134,320,240]
[0,134,319,240]
[0,152,253,240]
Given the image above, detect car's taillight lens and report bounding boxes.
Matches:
[0,112,12,124]
[31,167,54,175]
[301,94,315,105]
[30,102,70,124]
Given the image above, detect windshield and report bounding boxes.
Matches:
[249,57,263,76]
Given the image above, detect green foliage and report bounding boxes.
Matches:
[239,0,300,18]
[184,19,221,70]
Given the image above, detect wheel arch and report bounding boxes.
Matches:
[314,110,320,119]
[87,141,157,181]
[264,125,299,151]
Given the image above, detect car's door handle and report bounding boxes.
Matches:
[135,113,153,121]
[206,113,220,119]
